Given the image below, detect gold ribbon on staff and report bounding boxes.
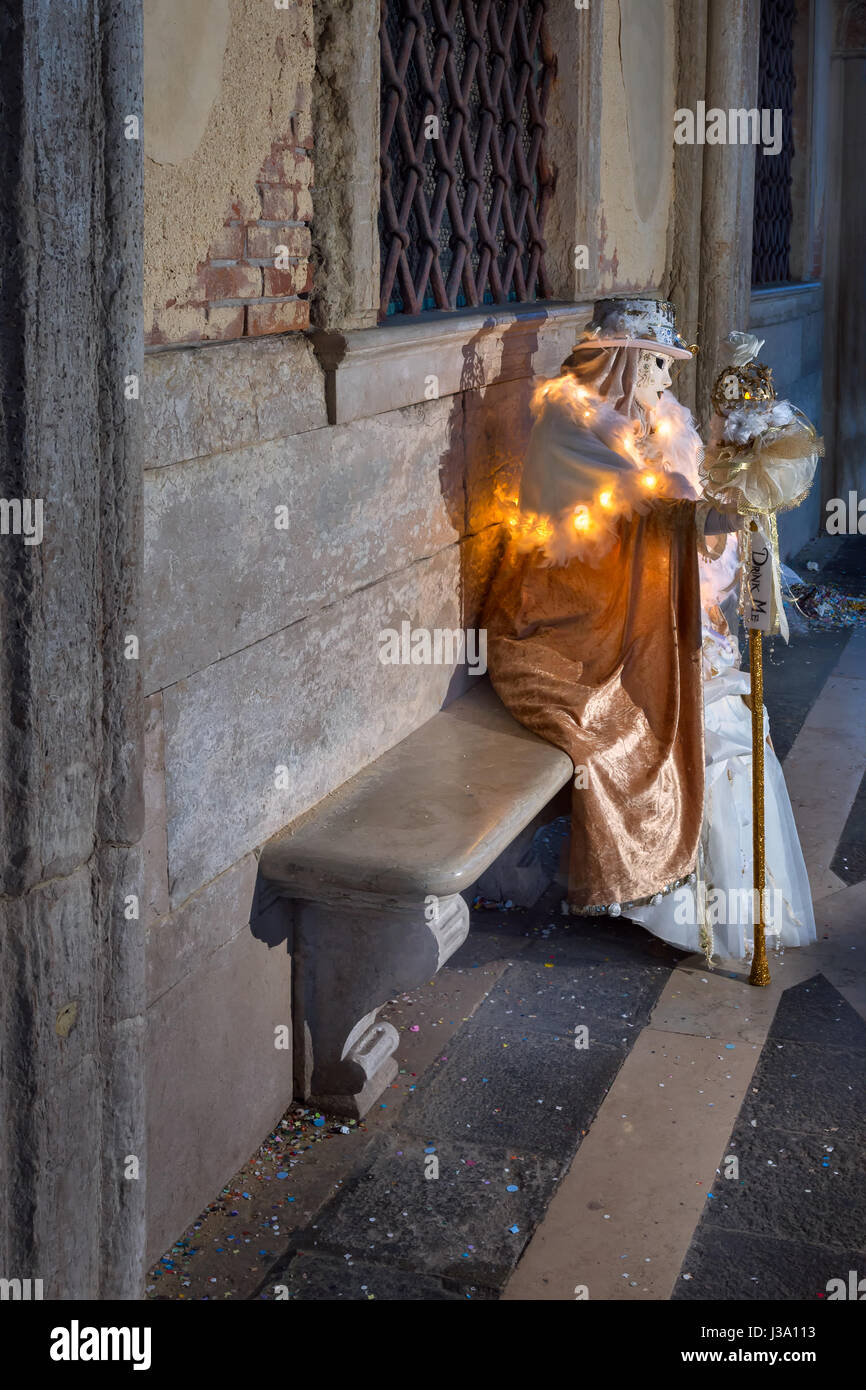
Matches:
[700,408,822,985]
[700,412,823,643]
[701,412,822,507]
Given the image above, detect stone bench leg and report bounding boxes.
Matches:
[291,890,469,1118]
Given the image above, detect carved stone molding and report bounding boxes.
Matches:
[309,300,593,425]
[292,891,470,1117]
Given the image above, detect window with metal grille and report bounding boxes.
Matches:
[379,0,556,319]
[752,0,796,286]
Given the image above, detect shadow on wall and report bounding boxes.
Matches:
[246,309,542,1011]
[440,316,540,706]
[249,870,292,949]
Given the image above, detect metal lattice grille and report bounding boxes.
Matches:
[752,0,796,285]
[379,0,555,318]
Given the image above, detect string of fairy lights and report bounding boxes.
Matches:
[495,374,693,548]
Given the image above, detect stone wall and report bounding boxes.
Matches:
[140,0,829,1265]
[749,284,825,559]
[140,1,608,1265]
[143,0,314,344]
[141,304,585,1263]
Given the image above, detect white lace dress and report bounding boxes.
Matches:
[628,505,816,961]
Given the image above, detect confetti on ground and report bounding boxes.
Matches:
[145,1103,361,1298]
[787,582,866,629]
[471,895,527,912]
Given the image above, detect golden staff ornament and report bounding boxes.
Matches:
[701,333,823,985]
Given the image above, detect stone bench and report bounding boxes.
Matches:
[259,681,573,1118]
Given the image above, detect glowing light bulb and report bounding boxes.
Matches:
[583,409,592,418]
[641,473,658,490]
[599,490,614,509]
[657,420,671,437]
[573,505,591,533]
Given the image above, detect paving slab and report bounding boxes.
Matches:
[739,1039,866,1141]
[699,1123,866,1252]
[757,629,851,764]
[793,536,866,598]
[258,1251,467,1301]
[672,972,866,1301]
[782,669,866,903]
[672,1228,866,1301]
[767,972,866,1053]
[476,954,672,1048]
[650,958,793,1045]
[502,1028,760,1300]
[830,768,866,886]
[276,1132,560,1291]
[810,877,866,944]
[803,880,866,1019]
[400,1024,630,1162]
[830,628,866,679]
[520,913,688,969]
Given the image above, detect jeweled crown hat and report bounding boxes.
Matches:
[574,296,695,360]
[709,331,776,414]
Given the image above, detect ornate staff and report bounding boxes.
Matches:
[701,333,822,986]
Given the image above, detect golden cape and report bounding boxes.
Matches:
[483,497,706,909]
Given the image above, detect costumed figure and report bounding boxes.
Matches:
[482,298,817,964]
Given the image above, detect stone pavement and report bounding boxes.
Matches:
[672,974,866,1300]
[146,893,687,1299]
[669,536,866,1300]
[260,909,683,1299]
[146,536,866,1301]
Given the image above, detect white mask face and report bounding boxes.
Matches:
[634,350,673,414]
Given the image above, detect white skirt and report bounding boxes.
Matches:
[629,656,816,961]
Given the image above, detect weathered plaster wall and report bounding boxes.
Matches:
[144,0,314,343]
[750,288,825,559]
[140,0,685,1267]
[598,0,675,290]
[140,312,586,1263]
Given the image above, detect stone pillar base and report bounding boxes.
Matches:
[292,891,469,1118]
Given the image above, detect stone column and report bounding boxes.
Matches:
[0,0,145,1298]
[695,0,761,430]
[666,0,709,416]
[543,0,604,301]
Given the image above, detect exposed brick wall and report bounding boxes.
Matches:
[146,118,314,347]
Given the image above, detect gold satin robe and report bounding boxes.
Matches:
[483,405,708,910]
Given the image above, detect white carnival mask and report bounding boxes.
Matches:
[634,349,673,415]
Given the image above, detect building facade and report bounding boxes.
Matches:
[3,0,862,1296]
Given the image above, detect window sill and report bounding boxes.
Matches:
[309,301,592,425]
[749,281,823,328]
